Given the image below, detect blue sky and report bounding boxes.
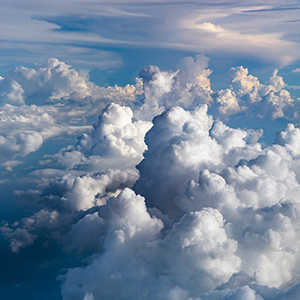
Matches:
[1,1,300,300]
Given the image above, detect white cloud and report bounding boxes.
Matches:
[64,168,139,211]
[136,55,213,121]
[216,89,242,115]
[61,188,164,300]
[83,293,95,300]
[183,19,299,65]
[1,1,300,67]
[2,58,97,104]
[1,168,140,254]
[55,102,152,170]
[134,105,217,213]
[0,131,43,164]
[59,102,300,299]
[1,56,300,300]
[0,59,148,165]
[227,66,293,119]
[162,208,241,294]
[0,57,293,170]
[60,190,239,299]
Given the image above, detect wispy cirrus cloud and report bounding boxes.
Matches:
[0,1,299,70]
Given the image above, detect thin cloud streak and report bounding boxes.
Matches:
[0,1,299,68]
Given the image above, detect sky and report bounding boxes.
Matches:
[1,1,300,300]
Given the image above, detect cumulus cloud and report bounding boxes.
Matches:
[199,285,264,300]
[1,167,139,255]
[136,54,213,120]
[134,105,217,212]
[0,225,36,253]
[60,188,164,300]
[0,56,294,168]
[2,56,300,300]
[215,89,242,115]
[0,57,144,109]
[0,58,147,166]
[64,168,139,211]
[130,56,293,123]
[1,58,103,105]
[54,102,152,170]
[60,103,300,299]
[60,190,238,300]
[0,131,43,164]
[226,67,293,119]
[0,209,62,252]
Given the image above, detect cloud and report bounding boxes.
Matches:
[215,89,242,115]
[0,131,43,164]
[60,190,239,300]
[64,168,139,211]
[136,58,293,123]
[0,167,140,255]
[0,55,293,174]
[182,20,299,66]
[199,285,264,300]
[60,102,300,299]
[0,57,141,115]
[0,225,36,253]
[1,1,300,67]
[226,67,293,119]
[1,58,98,105]
[161,208,241,294]
[134,105,217,212]
[1,56,300,300]
[66,212,106,252]
[60,188,164,300]
[0,56,293,170]
[54,102,152,170]
[0,58,147,166]
[136,54,213,121]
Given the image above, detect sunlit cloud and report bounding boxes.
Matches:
[1,1,300,299]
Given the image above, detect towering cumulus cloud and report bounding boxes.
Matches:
[1,56,300,300]
[60,108,300,299]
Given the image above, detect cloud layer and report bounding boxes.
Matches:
[1,0,300,68]
[1,56,300,300]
